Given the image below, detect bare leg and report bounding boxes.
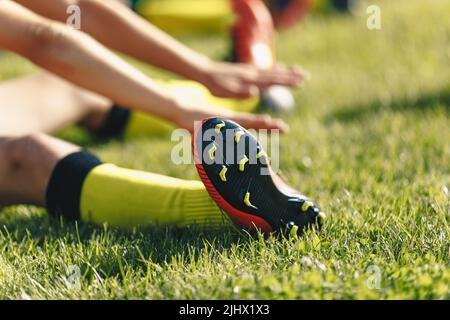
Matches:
[0,134,80,206]
[0,71,112,137]
[0,72,112,206]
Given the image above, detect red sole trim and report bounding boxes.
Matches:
[192,118,273,233]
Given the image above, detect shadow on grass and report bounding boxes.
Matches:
[56,126,125,149]
[0,207,249,277]
[325,88,450,123]
[56,125,173,150]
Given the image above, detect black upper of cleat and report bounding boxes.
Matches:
[195,118,323,236]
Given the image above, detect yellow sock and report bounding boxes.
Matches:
[136,0,235,35]
[125,79,259,138]
[80,163,227,229]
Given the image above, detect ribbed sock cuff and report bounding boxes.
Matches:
[181,188,229,227]
[96,104,131,138]
[46,151,103,221]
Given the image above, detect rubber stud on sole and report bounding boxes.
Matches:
[289,224,299,239]
[257,150,267,159]
[219,165,228,182]
[301,201,314,212]
[208,143,217,160]
[243,192,256,209]
[235,130,245,144]
[239,155,249,172]
[318,212,326,224]
[215,121,225,134]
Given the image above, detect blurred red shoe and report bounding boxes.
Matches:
[230,0,275,69]
[265,0,312,30]
[231,0,296,112]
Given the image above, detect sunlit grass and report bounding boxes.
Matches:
[0,0,449,299]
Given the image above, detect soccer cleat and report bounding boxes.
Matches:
[193,117,324,237]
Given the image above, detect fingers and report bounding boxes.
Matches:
[204,62,310,99]
[276,64,311,82]
[181,106,289,134]
[209,80,259,99]
[227,83,259,99]
[244,65,311,89]
[259,66,309,88]
[232,114,290,133]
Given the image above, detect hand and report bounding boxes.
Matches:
[196,61,309,99]
[174,104,290,134]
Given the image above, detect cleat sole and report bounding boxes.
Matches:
[193,117,323,236]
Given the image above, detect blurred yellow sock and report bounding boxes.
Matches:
[125,79,259,137]
[136,0,235,35]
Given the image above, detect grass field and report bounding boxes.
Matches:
[0,0,449,299]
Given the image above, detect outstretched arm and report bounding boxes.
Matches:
[16,0,307,99]
[0,1,187,125]
[0,1,288,132]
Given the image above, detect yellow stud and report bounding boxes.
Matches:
[235,130,245,143]
[215,121,225,134]
[244,192,253,207]
[239,155,249,172]
[208,144,217,160]
[301,201,314,212]
[219,165,228,182]
[257,150,267,159]
[289,224,299,239]
[318,212,326,224]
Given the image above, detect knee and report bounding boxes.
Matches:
[13,132,52,151]
[2,133,80,176]
[6,133,54,169]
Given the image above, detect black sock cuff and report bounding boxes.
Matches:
[96,104,131,138]
[46,151,103,221]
